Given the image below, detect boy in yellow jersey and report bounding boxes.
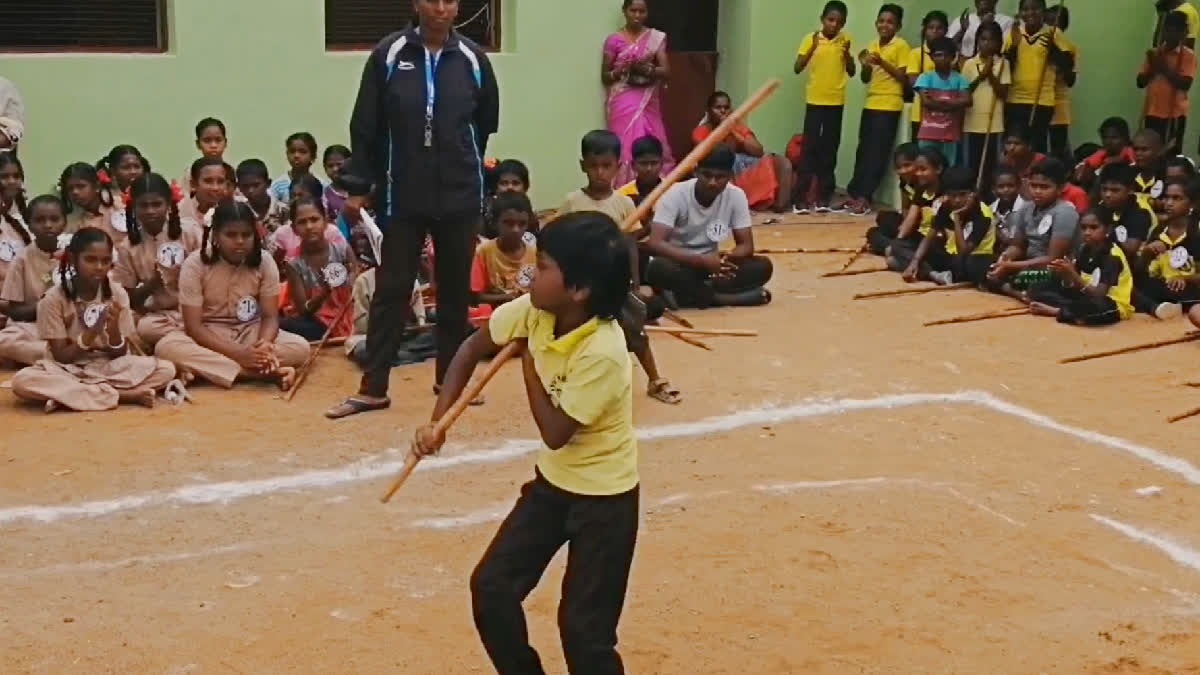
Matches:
[617,135,663,208]
[1157,0,1200,49]
[906,11,949,142]
[415,212,639,675]
[1003,0,1074,154]
[963,22,1011,186]
[1136,178,1200,319]
[793,0,855,214]
[904,167,997,286]
[846,3,910,215]
[1028,209,1133,325]
[1131,128,1167,210]
[1045,4,1077,161]
[1096,163,1157,262]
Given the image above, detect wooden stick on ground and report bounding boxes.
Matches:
[923,307,1031,327]
[833,246,868,273]
[1059,332,1200,364]
[662,309,694,328]
[821,267,889,278]
[1186,381,1200,388]
[854,282,974,300]
[379,78,784,503]
[1168,405,1200,423]
[645,326,758,337]
[660,310,710,350]
[286,299,355,402]
[757,247,859,254]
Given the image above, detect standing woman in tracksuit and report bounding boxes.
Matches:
[328,0,499,419]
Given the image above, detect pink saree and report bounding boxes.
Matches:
[603,29,676,185]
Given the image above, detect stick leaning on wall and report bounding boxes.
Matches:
[379,78,785,503]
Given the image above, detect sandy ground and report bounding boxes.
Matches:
[2,214,1200,674]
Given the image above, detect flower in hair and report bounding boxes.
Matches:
[97,169,112,186]
[122,188,134,209]
[484,157,498,170]
[170,180,185,204]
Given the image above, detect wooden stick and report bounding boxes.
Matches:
[977,72,1000,192]
[854,282,974,300]
[308,336,348,348]
[833,247,868,273]
[380,340,522,503]
[645,326,758,337]
[924,307,1030,327]
[662,309,694,329]
[1059,332,1200,364]
[1168,405,1200,423]
[1186,381,1200,388]
[286,300,354,402]
[757,247,859,254]
[661,309,710,350]
[665,331,713,351]
[822,267,889,278]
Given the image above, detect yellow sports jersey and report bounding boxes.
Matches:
[963,56,1011,134]
[1051,35,1078,125]
[1005,26,1071,106]
[942,202,997,256]
[1178,2,1200,39]
[914,190,940,237]
[798,31,853,106]
[864,36,911,112]
[906,45,936,122]
[488,294,637,496]
[1079,243,1135,319]
[1147,226,1200,281]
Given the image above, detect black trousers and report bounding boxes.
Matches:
[1133,276,1200,313]
[798,104,844,204]
[1145,115,1188,155]
[471,474,639,675]
[866,210,903,255]
[1048,124,1071,162]
[926,248,994,285]
[1005,104,1054,154]
[279,314,327,342]
[362,213,476,396]
[645,255,774,308]
[1029,284,1121,325]
[847,109,902,202]
[964,133,1003,197]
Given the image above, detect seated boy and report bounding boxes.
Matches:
[1095,163,1157,261]
[986,158,1080,298]
[903,167,997,286]
[1028,209,1134,325]
[1132,128,1167,209]
[619,135,664,208]
[1073,117,1135,188]
[471,192,537,311]
[644,145,774,308]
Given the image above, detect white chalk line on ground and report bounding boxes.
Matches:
[2,389,1199,527]
[0,542,258,579]
[1090,515,1200,573]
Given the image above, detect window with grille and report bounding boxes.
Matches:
[0,0,167,53]
[325,0,501,51]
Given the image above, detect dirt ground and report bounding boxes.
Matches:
[2,214,1200,674]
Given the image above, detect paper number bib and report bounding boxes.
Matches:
[235,296,260,322]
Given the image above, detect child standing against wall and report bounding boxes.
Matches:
[793,0,855,214]
[963,21,1011,186]
[181,118,228,196]
[914,37,971,167]
[906,11,949,142]
[1004,0,1073,154]
[1046,4,1078,161]
[1139,11,1196,156]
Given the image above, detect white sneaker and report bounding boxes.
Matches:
[930,271,953,286]
[1155,302,1184,320]
[814,203,832,213]
[792,204,811,215]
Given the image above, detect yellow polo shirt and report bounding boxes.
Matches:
[1051,35,1078,125]
[1178,2,1200,39]
[489,294,637,496]
[1005,26,1070,106]
[864,36,911,112]
[906,45,936,122]
[798,31,853,106]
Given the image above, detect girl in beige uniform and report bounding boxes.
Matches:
[112,173,203,347]
[0,154,31,294]
[154,200,309,390]
[0,196,65,365]
[60,163,126,247]
[178,157,234,228]
[11,227,177,412]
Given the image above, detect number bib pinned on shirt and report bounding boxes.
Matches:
[1115,225,1128,243]
[322,262,349,288]
[111,210,128,234]
[0,239,21,263]
[82,303,105,329]
[157,241,187,268]
[1169,246,1191,270]
[705,220,730,243]
[235,296,260,322]
[522,231,537,246]
[516,264,535,289]
[1151,181,1165,198]
[1037,214,1053,235]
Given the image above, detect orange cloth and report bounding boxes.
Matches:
[692,122,780,210]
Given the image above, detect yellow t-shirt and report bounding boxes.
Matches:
[1147,226,1199,282]
[1080,244,1134,319]
[557,189,638,234]
[488,294,637,496]
[962,56,1011,134]
[1005,26,1070,106]
[863,36,911,112]
[1051,35,1078,125]
[798,31,853,106]
[1177,2,1200,39]
[905,45,935,122]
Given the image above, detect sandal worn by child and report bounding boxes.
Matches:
[648,378,682,405]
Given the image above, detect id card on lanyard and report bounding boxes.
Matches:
[424,47,441,148]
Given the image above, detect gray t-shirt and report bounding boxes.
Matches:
[1014,199,1079,259]
[651,179,752,255]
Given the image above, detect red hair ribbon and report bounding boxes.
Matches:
[170,180,185,204]
[122,188,134,209]
[483,157,498,170]
[96,169,112,186]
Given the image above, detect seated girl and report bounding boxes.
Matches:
[1135,178,1200,320]
[482,158,532,239]
[0,153,30,292]
[267,173,347,257]
[112,173,204,347]
[60,162,125,245]
[903,167,996,286]
[154,201,310,390]
[1028,209,1133,325]
[886,148,946,273]
[471,192,537,313]
[96,144,150,206]
[693,91,795,213]
[280,196,357,341]
[179,157,235,228]
[11,228,177,412]
[865,143,920,255]
[0,196,65,365]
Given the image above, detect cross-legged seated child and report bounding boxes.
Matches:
[644,146,773,308]
[1095,163,1157,262]
[472,192,538,311]
[618,135,664,208]
[280,196,358,341]
[903,167,997,285]
[1134,178,1200,319]
[154,201,310,390]
[986,158,1080,298]
[11,228,177,412]
[0,196,64,365]
[865,142,920,255]
[991,167,1030,252]
[885,147,945,271]
[1073,117,1135,188]
[1027,209,1133,325]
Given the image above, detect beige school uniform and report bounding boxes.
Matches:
[154,251,310,388]
[0,244,56,365]
[0,204,29,292]
[67,204,128,248]
[112,223,204,346]
[11,284,176,411]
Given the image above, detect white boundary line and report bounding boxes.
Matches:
[1,389,1198,527]
[1090,515,1200,573]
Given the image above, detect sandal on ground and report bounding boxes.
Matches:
[647,378,682,405]
[325,395,392,419]
[163,379,193,405]
[433,384,485,406]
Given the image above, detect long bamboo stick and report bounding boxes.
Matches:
[833,246,868,273]
[924,307,1030,327]
[645,326,758,337]
[822,267,889,278]
[1059,332,1200,364]
[1028,1,1067,127]
[286,299,354,402]
[757,247,859,254]
[1168,405,1200,423]
[854,282,974,300]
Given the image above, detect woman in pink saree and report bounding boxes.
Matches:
[602,0,676,185]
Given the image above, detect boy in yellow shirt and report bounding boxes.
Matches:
[793,0,855,214]
[1003,0,1074,154]
[1157,0,1200,49]
[1045,4,1078,161]
[415,212,639,675]
[846,3,910,215]
[963,21,1011,186]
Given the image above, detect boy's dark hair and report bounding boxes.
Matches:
[706,90,731,108]
[24,194,66,226]
[286,132,319,156]
[581,130,622,159]
[1165,154,1198,176]
[1098,162,1137,188]
[336,172,373,198]
[323,144,351,163]
[922,10,949,29]
[821,1,848,18]
[631,135,664,160]
[290,173,325,201]
[60,227,115,301]
[1005,126,1034,145]
[893,142,920,162]
[1166,9,1190,31]
[191,156,232,183]
[495,159,530,187]
[491,191,535,222]
[1134,128,1165,147]
[127,173,183,246]
[916,147,947,171]
[699,145,736,172]
[929,36,956,56]
[1030,157,1069,186]
[992,166,1020,183]
[878,3,904,23]
[202,200,264,267]
[1022,0,1048,10]
[1047,4,1069,29]
[236,159,270,182]
[288,194,327,223]
[975,20,1003,45]
[1098,116,1131,140]
[537,211,631,320]
[194,117,226,139]
[941,167,975,192]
